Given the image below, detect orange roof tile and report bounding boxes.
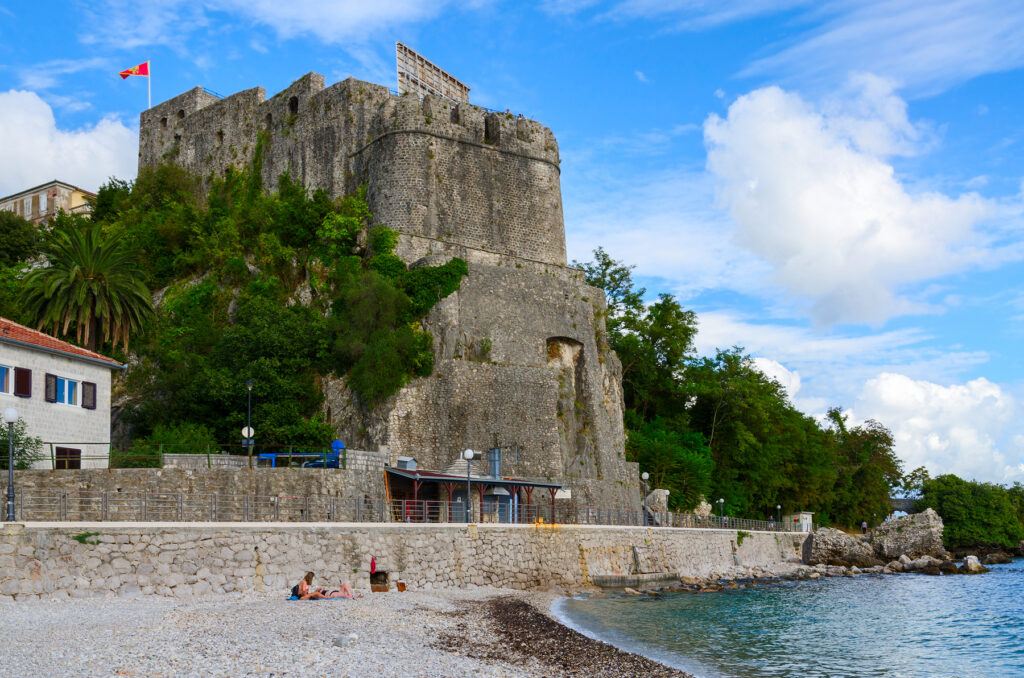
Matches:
[0,316,123,369]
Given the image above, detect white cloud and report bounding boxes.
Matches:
[752,357,801,400]
[854,373,1024,483]
[82,0,477,48]
[604,0,812,31]
[564,167,772,298]
[704,78,1008,326]
[17,58,110,91]
[635,70,649,83]
[0,91,138,196]
[742,0,1024,96]
[588,0,1024,96]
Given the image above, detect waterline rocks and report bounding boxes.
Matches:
[959,555,990,574]
[982,552,1012,565]
[801,527,882,568]
[868,509,947,561]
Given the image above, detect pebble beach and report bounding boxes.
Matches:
[0,588,689,677]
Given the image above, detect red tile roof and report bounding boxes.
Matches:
[0,317,123,368]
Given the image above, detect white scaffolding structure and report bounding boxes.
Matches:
[396,42,470,103]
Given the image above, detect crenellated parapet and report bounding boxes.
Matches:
[140,73,565,266]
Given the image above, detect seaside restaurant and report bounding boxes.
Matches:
[384,455,562,523]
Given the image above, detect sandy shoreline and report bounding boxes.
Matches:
[0,587,691,677]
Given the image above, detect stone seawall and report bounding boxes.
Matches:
[0,522,804,600]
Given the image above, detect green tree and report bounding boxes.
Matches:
[825,409,902,526]
[0,419,44,470]
[0,211,38,268]
[628,418,712,510]
[918,474,1024,549]
[572,246,646,335]
[19,217,155,352]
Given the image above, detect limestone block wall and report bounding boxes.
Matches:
[0,522,806,600]
[322,261,636,508]
[1,467,382,505]
[139,75,565,266]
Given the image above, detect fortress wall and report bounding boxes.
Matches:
[138,75,565,266]
[136,74,630,508]
[0,522,806,599]
[321,261,635,507]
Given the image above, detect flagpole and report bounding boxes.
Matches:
[147,60,151,109]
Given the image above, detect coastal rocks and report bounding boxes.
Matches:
[802,528,882,568]
[982,552,1012,565]
[959,556,990,574]
[868,509,947,561]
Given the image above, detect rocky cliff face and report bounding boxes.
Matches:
[869,508,947,560]
[802,528,882,568]
[802,510,949,567]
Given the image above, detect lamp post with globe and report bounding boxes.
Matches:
[4,407,19,522]
[641,472,649,526]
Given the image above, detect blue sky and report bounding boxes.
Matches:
[3,0,1024,483]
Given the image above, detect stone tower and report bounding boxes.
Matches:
[139,73,639,507]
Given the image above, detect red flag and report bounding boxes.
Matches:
[119,62,150,79]
[370,556,376,574]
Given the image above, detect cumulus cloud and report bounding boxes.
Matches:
[752,357,801,401]
[81,0,476,48]
[0,91,137,196]
[704,78,1004,326]
[854,373,1024,483]
[742,0,1024,96]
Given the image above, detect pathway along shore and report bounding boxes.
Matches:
[0,588,689,677]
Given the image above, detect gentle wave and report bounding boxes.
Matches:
[556,560,1024,678]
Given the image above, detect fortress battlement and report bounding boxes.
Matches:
[140,73,566,266]
[137,72,638,509]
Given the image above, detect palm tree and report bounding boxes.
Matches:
[20,222,154,352]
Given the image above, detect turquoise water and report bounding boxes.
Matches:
[554,560,1024,678]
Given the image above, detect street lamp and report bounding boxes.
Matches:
[245,380,254,470]
[776,504,781,530]
[641,472,649,526]
[4,407,19,522]
[717,497,725,525]
[463,449,476,523]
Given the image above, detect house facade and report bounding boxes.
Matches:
[0,317,122,469]
[0,180,95,225]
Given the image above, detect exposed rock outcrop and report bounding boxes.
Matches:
[960,555,990,574]
[982,552,1012,565]
[802,528,882,568]
[868,509,947,561]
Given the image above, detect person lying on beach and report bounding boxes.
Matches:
[292,571,361,600]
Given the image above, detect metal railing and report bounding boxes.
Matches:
[33,443,348,470]
[9,490,808,531]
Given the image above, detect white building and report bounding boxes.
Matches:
[0,180,95,225]
[0,317,123,468]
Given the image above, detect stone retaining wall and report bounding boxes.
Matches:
[1,467,382,502]
[0,522,804,600]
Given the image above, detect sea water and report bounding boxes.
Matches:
[554,559,1024,678]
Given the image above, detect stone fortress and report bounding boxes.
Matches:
[138,73,639,508]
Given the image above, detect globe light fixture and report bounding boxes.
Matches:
[4,407,19,522]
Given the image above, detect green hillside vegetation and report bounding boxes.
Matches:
[575,248,903,524]
[3,150,466,456]
[915,474,1024,550]
[4,164,1023,542]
